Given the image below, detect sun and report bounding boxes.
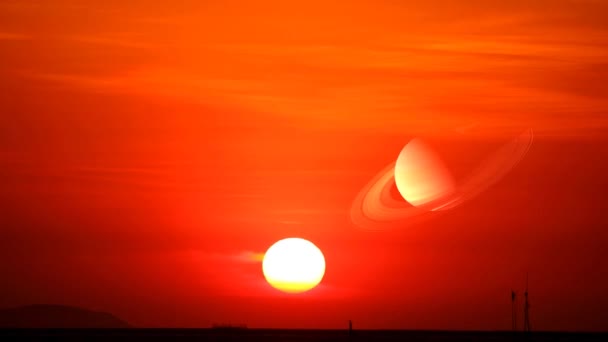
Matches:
[262,238,326,293]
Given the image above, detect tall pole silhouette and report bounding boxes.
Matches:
[523,274,531,332]
[511,290,517,331]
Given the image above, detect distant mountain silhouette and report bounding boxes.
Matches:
[0,304,131,328]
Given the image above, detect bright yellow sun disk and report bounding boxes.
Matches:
[262,238,325,293]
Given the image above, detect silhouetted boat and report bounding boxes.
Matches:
[210,323,248,330]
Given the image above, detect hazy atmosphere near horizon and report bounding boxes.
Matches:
[1,0,608,332]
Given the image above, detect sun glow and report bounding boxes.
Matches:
[262,238,326,294]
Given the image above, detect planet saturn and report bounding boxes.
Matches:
[350,129,534,231]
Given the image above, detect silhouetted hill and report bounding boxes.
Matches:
[0,304,131,328]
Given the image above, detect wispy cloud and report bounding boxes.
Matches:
[9,0,608,138]
[67,34,156,49]
[276,220,304,226]
[207,250,265,264]
[0,32,29,40]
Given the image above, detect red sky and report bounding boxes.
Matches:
[1,0,608,331]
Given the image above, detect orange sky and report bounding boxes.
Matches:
[1,0,608,331]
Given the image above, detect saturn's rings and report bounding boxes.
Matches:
[350,129,534,231]
[444,128,533,209]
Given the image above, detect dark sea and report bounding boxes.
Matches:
[1,329,606,342]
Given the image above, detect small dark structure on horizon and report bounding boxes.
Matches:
[523,275,531,332]
[511,290,517,331]
[512,274,532,332]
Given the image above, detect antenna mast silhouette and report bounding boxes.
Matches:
[523,274,531,332]
[511,290,517,331]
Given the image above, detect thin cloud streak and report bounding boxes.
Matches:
[0,32,29,40]
[14,28,608,137]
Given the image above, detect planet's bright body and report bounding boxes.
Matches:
[262,238,325,293]
[394,138,456,209]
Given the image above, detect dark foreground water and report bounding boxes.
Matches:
[1,329,606,341]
